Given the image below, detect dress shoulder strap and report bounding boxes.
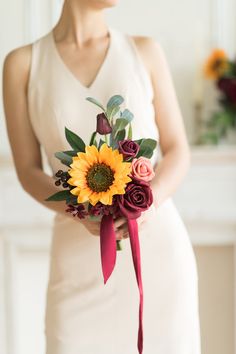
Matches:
[124,31,154,101]
[28,31,52,90]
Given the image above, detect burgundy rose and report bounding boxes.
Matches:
[118,139,140,160]
[217,77,236,105]
[96,113,112,135]
[117,178,153,219]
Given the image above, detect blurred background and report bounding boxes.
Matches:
[0,0,236,354]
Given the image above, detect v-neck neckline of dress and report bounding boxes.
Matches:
[49,26,114,91]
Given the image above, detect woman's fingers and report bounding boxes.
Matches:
[81,216,131,239]
[114,216,128,239]
[116,223,129,240]
[81,219,101,236]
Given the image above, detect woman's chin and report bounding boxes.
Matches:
[90,0,119,9]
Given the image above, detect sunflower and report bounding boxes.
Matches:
[67,143,132,206]
[204,49,229,80]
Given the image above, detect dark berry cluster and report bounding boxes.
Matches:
[55,169,70,188]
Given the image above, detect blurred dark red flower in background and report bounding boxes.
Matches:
[217,77,236,105]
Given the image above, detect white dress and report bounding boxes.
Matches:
[27,26,201,354]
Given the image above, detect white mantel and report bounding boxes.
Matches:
[173,145,236,245]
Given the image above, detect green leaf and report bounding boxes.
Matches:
[116,129,126,141]
[135,138,157,158]
[106,95,124,122]
[127,123,132,139]
[106,95,124,109]
[65,127,86,152]
[89,131,97,146]
[98,139,106,149]
[86,97,106,111]
[113,118,129,136]
[65,194,78,205]
[54,151,73,167]
[45,190,71,202]
[109,133,116,148]
[107,105,120,121]
[63,150,78,157]
[200,132,219,145]
[120,109,134,122]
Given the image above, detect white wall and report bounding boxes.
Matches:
[1,1,236,354]
[1,0,236,156]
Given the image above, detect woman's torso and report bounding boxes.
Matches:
[27,26,160,176]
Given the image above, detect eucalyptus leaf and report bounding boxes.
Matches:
[86,97,106,111]
[120,109,134,122]
[116,129,126,141]
[113,118,129,136]
[107,105,120,121]
[65,127,86,152]
[63,150,78,157]
[106,95,124,110]
[55,151,73,167]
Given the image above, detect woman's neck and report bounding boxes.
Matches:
[54,0,109,46]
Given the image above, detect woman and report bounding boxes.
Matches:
[2,0,201,353]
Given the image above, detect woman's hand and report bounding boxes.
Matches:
[75,215,129,240]
[113,211,150,240]
[78,217,101,236]
[68,205,152,239]
[114,217,129,240]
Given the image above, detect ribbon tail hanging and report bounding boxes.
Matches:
[100,214,117,284]
[127,218,144,354]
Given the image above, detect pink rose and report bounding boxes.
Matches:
[131,157,155,182]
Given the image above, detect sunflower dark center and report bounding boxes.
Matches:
[86,163,114,192]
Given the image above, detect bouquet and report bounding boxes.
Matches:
[203,49,236,143]
[46,94,157,354]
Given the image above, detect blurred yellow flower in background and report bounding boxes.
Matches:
[204,49,229,80]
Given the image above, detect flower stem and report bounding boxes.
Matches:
[116,240,122,251]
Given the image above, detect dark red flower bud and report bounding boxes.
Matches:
[96,113,112,135]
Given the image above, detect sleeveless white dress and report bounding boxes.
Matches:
[27,26,201,354]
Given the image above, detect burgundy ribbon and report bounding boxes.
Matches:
[100,215,143,354]
[100,214,117,284]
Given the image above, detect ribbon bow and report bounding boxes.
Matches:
[100,214,143,354]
